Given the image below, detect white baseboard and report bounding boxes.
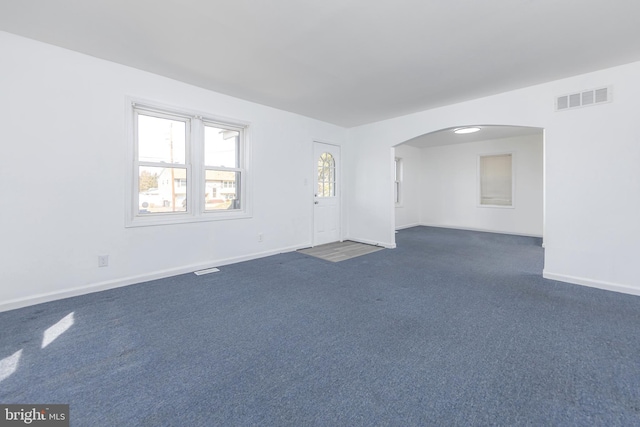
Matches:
[0,244,307,313]
[543,270,640,297]
[395,223,421,231]
[419,223,543,238]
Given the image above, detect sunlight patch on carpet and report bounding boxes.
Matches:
[42,312,74,349]
[0,349,22,383]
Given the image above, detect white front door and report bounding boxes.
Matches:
[313,142,340,246]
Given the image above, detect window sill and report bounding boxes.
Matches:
[125,210,251,228]
[477,204,515,209]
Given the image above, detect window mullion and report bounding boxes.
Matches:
[190,116,202,214]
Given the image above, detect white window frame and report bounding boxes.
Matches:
[125,97,251,227]
[477,152,515,209]
[394,157,403,206]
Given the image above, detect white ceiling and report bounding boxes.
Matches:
[2,0,640,127]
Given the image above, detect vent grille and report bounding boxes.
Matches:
[194,267,220,275]
[556,86,611,111]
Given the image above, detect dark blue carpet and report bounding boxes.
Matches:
[2,227,640,426]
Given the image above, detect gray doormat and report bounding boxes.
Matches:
[298,240,384,262]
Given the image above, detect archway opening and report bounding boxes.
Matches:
[392,124,545,247]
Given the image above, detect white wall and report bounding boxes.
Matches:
[3,31,639,309]
[393,144,421,229]
[419,135,543,236]
[0,32,346,311]
[346,60,640,295]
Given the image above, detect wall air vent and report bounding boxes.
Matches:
[556,86,612,111]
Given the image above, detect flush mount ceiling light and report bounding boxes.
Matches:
[453,127,481,134]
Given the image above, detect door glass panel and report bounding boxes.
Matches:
[317,152,335,197]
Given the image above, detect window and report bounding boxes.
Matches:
[204,124,242,211]
[394,157,403,205]
[128,100,249,226]
[317,153,336,197]
[136,112,188,214]
[479,153,513,207]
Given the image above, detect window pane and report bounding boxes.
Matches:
[394,158,402,204]
[317,166,323,195]
[204,125,238,168]
[480,154,512,206]
[138,114,186,164]
[205,170,241,211]
[395,158,402,181]
[138,166,187,214]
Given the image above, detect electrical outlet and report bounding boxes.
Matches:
[98,255,109,267]
[258,233,263,242]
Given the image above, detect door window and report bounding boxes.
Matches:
[317,153,336,197]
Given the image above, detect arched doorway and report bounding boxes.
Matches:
[392,125,545,244]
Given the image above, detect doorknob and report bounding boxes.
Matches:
[314,201,319,204]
